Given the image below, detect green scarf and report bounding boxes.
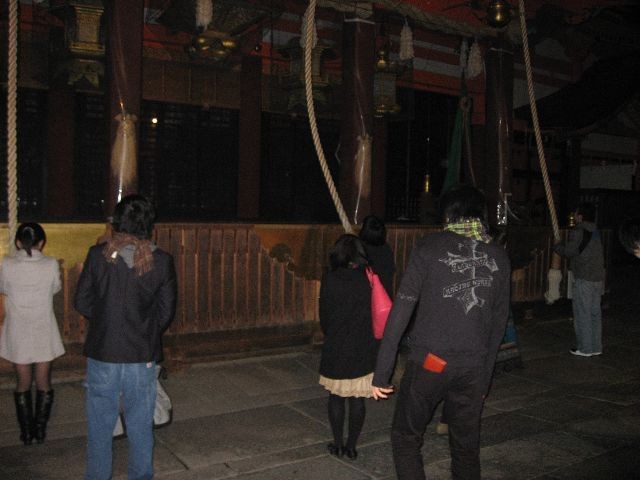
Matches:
[444,219,491,243]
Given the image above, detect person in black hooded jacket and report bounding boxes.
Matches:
[319,234,378,461]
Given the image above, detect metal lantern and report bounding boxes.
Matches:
[49,0,105,88]
[373,48,401,116]
[486,0,512,28]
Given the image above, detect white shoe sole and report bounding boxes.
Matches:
[570,350,592,357]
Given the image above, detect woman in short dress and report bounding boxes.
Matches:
[319,234,379,460]
[0,223,64,445]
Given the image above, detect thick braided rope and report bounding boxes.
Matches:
[303,0,353,234]
[7,0,19,253]
[518,0,560,241]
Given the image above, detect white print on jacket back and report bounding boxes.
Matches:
[439,240,499,314]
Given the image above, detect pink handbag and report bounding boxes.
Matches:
[365,267,392,339]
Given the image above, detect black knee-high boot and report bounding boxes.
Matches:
[14,390,34,446]
[34,390,54,443]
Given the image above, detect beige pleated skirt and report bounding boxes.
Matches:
[319,372,374,398]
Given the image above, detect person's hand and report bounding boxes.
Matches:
[372,385,394,400]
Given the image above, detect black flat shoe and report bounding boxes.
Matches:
[342,447,358,460]
[327,443,343,457]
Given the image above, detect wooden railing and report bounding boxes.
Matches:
[0,223,612,371]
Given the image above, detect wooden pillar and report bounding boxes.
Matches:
[45,84,75,218]
[484,35,514,227]
[237,55,262,219]
[339,16,376,225]
[105,0,144,214]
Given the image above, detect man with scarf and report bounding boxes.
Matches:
[75,195,177,480]
[372,185,510,480]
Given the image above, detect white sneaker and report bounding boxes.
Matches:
[570,349,592,357]
[590,351,603,356]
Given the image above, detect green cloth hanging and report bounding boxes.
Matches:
[441,72,471,195]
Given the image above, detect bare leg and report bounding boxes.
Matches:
[34,362,52,391]
[14,363,33,392]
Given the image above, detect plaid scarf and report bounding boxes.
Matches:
[444,219,491,243]
[103,232,154,276]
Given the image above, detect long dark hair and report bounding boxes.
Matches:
[15,223,46,256]
[329,234,369,271]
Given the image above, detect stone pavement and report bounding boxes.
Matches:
[1,287,640,478]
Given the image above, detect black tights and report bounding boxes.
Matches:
[328,394,366,449]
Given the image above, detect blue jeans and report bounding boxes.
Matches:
[85,359,157,480]
[572,279,603,354]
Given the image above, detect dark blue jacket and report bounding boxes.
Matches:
[74,243,177,363]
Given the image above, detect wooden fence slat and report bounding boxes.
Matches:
[222,230,236,329]
[235,230,249,326]
[183,228,197,333]
[210,229,223,329]
[260,252,271,325]
[196,229,211,330]
[247,233,261,324]
[284,269,294,322]
[168,228,185,331]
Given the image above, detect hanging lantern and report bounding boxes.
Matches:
[486,0,512,28]
[277,38,335,113]
[49,0,105,88]
[373,48,401,116]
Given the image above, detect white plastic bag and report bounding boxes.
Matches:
[113,365,172,437]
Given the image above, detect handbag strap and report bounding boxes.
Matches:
[365,266,374,286]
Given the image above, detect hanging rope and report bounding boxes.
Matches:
[303,0,353,234]
[6,0,19,253]
[517,0,559,241]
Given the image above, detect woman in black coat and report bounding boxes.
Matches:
[319,234,378,460]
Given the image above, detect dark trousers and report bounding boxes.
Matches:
[391,360,485,480]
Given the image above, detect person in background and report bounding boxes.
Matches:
[554,202,605,357]
[359,215,396,295]
[371,185,511,480]
[619,217,640,259]
[0,223,64,445]
[74,195,177,480]
[319,234,379,460]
